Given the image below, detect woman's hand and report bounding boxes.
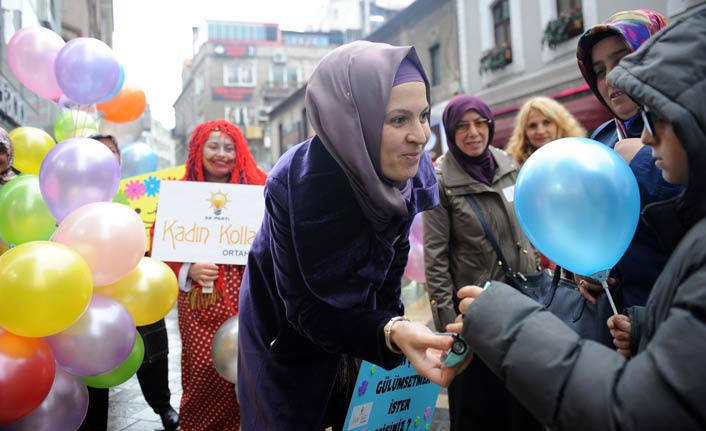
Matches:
[614,138,644,165]
[188,262,219,287]
[576,275,617,305]
[390,320,471,387]
[607,314,632,358]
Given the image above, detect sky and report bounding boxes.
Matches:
[112,0,330,129]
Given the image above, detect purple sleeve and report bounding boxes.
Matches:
[266,176,405,368]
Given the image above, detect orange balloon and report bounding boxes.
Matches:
[97,83,146,123]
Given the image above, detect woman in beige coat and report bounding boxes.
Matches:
[423,94,538,431]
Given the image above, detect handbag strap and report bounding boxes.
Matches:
[464,195,513,274]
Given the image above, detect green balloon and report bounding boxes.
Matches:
[83,332,145,388]
[0,175,56,245]
[53,110,98,143]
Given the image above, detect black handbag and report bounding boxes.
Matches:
[465,195,614,347]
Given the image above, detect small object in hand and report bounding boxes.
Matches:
[440,334,469,367]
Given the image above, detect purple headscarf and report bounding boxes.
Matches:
[0,128,16,186]
[442,95,496,185]
[305,41,431,232]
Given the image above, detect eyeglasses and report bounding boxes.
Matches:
[641,109,656,137]
[455,118,491,134]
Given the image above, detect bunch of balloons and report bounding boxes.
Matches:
[0,138,177,426]
[7,26,147,143]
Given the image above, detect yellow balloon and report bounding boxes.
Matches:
[0,241,93,337]
[95,257,178,326]
[8,127,56,174]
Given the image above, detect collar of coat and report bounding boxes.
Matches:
[436,146,519,194]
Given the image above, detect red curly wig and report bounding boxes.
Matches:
[184,119,267,185]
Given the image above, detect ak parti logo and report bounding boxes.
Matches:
[207,189,230,215]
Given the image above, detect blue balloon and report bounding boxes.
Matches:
[97,64,125,103]
[514,138,640,276]
[120,142,158,178]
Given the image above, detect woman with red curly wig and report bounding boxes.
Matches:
[156,119,266,430]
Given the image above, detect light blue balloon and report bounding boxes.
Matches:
[120,142,158,178]
[97,64,125,103]
[514,137,640,276]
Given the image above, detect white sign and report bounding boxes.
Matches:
[151,181,265,265]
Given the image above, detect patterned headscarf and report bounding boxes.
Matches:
[0,128,17,186]
[576,9,667,114]
[184,119,267,185]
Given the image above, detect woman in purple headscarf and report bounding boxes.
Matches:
[237,41,466,430]
[0,128,18,187]
[422,94,540,431]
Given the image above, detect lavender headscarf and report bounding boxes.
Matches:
[442,95,496,185]
[0,128,16,186]
[305,41,431,231]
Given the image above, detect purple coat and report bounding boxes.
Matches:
[237,137,438,429]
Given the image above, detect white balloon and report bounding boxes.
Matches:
[211,316,238,385]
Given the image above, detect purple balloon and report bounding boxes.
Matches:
[46,294,136,376]
[6,27,65,100]
[54,37,121,104]
[0,366,88,431]
[39,138,121,222]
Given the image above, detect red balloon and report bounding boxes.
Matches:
[0,329,56,425]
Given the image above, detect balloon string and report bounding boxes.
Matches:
[601,280,619,315]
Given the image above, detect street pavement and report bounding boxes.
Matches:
[106,282,449,430]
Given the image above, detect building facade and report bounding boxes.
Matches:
[451,0,706,146]
[268,0,458,162]
[173,21,344,169]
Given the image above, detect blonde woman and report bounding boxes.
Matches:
[506,96,585,270]
[506,96,586,166]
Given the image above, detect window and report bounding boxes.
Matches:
[2,7,21,44]
[269,65,301,89]
[225,106,256,127]
[492,0,511,46]
[429,44,441,87]
[223,63,255,87]
[556,0,581,16]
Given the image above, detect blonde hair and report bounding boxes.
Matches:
[506,96,587,166]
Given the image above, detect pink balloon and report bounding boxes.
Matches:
[7,27,65,100]
[404,241,426,283]
[38,138,121,222]
[1,366,88,431]
[52,202,146,286]
[409,212,424,244]
[46,294,136,376]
